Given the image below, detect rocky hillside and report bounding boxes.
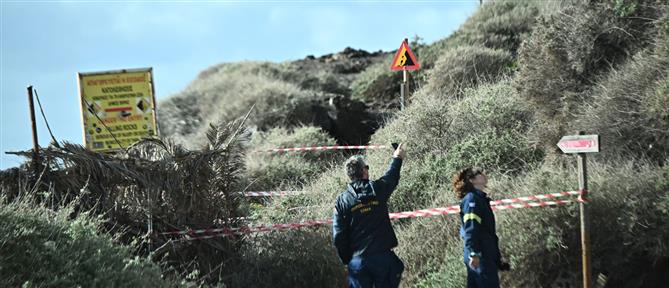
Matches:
[157,47,393,148]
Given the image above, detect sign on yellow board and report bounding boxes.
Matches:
[78,68,158,152]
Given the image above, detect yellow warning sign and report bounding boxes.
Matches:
[390,39,420,71]
[78,68,158,152]
[393,47,412,67]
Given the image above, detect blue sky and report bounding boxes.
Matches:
[1,0,478,169]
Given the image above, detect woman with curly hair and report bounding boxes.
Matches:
[453,167,508,288]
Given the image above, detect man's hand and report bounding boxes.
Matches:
[393,143,406,159]
[468,256,480,270]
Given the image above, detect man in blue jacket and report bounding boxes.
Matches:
[333,144,406,288]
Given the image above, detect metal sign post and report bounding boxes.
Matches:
[390,38,420,110]
[400,70,408,110]
[557,133,599,288]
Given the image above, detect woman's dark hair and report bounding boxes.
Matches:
[452,167,484,199]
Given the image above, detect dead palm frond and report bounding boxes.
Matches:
[1,111,254,285]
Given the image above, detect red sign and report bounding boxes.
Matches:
[557,135,599,154]
[390,39,420,71]
[560,140,595,149]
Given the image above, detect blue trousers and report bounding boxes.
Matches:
[347,250,404,288]
[464,257,500,288]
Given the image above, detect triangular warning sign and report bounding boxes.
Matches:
[136,98,150,113]
[390,39,420,71]
[87,101,104,117]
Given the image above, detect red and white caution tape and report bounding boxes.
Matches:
[387,199,578,220]
[239,190,581,200]
[388,205,460,219]
[164,190,583,240]
[492,199,575,211]
[489,191,580,206]
[241,191,303,197]
[257,145,388,153]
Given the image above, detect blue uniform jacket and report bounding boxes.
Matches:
[460,189,501,265]
[332,158,402,265]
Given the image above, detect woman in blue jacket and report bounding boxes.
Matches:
[453,167,508,288]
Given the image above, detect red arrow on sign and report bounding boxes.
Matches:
[557,135,599,154]
[559,140,595,149]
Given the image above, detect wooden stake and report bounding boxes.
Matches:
[27,85,40,174]
[577,132,592,288]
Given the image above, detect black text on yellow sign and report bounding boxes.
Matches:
[78,68,158,152]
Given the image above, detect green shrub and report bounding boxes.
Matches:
[198,78,319,141]
[454,0,543,52]
[350,55,403,105]
[380,128,542,213]
[424,46,513,98]
[514,0,663,152]
[371,80,537,161]
[229,230,346,288]
[577,50,669,161]
[368,92,452,158]
[418,0,544,69]
[0,200,168,287]
[159,62,328,148]
[443,130,543,174]
[613,0,639,17]
[242,126,343,192]
[297,70,352,96]
[197,61,345,95]
[659,11,669,57]
[400,216,464,287]
[355,80,542,212]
